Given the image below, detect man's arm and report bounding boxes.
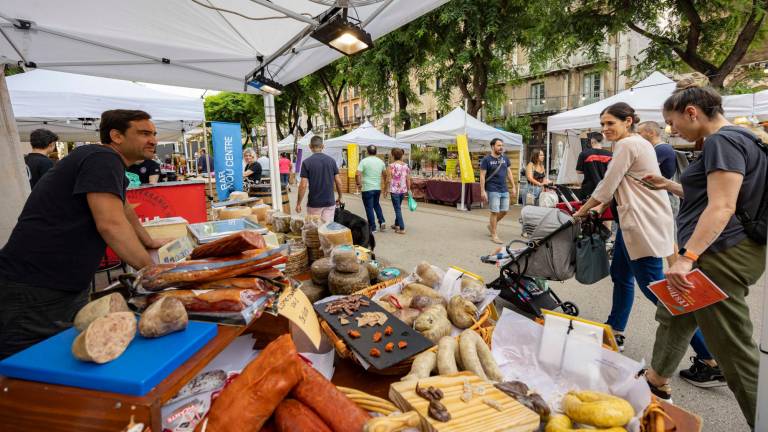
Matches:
[507,167,518,199]
[355,171,362,190]
[123,202,168,249]
[479,169,488,202]
[334,174,344,204]
[148,174,159,184]
[89,193,153,269]
[296,177,308,213]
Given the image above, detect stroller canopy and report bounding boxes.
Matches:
[521,207,574,241]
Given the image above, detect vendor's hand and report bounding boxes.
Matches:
[665,257,695,291]
[336,198,344,207]
[640,174,668,191]
[572,208,588,220]
[295,203,302,214]
[146,237,174,249]
[481,191,488,203]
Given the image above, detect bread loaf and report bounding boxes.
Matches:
[328,266,370,295]
[330,245,360,273]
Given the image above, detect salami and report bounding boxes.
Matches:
[274,399,332,432]
[71,312,136,363]
[291,361,370,432]
[141,247,286,291]
[190,231,266,259]
[204,334,304,432]
[148,288,271,312]
[138,297,188,337]
[73,292,130,332]
[190,277,271,291]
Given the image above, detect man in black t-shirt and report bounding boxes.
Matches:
[127,158,161,184]
[296,136,343,223]
[0,109,171,359]
[576,132,613,199]
[24,128,58,188]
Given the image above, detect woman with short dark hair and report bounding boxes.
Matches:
[640,80,766,427]
[384,148,411,234]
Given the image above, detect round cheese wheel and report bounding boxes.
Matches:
[299,280,328,303]
[328,266,370,295]
[330,245,360,273]
[290,217,305,235]
[310,257,333,286]
[366,260,380,282]
[273,213,292,234]
[229,191,249,201]
[219,206,252,220]
[251,204,270,223]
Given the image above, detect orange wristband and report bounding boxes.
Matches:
[678,248,699,262]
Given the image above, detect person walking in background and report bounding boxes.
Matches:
[480,138,517,244]
[197,148,213,174]
[640,81,765,427]
[25,128,58,189]
[296,136,343,223]
[279,152,292,191]
[383,148,411,234]
[257,152,270,180]
[242,148,262,190]
[523,149,548,205]
[127,156,161,185]
[357,145,387,233]
[575,132,612,199]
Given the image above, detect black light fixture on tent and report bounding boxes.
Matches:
[310,9,373,56]
[247,71,283,96]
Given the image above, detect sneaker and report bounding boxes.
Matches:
[679,356,727,388]
[379,223,387,232]
[640,369,673,402]
[614,332,626,352]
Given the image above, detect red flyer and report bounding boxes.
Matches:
[648,269,729,316]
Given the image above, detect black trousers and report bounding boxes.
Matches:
[0,279,88,360]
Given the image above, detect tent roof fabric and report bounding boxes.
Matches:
[8,69,203,141]
[324,120,407,149]
[395,107,522,150]
[0,0,448,92]
[547,72,767,133]
[277,134,295,152]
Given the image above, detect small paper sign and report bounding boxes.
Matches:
[278,285,321,350]
[157,236,195,264]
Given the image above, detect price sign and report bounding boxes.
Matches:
[157,236,195,264]
[277,285,321,349]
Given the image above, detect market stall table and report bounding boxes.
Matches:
[127,180,207,224]
[424,179,482,208]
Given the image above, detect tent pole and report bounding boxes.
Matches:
[264,93,282,212]
[459,99,469,211]
[545,132,551,179]
[181,125,189,174]
[202,120,215,220]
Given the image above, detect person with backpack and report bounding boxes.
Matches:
[639,80,766,428]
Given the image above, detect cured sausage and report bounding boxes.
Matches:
[459,329,503,382]
[73,292,130,331]
[71,312,136,363]
[291,361,370,432]
[437,336,460,375]
[138,297,188,337]
[148,288,271,312]
[401,350,437,382]
[274,399,332,432]
[190,277,271,291]
[204,334,304,432]
[190,231,266,259]
[141,247,286,291]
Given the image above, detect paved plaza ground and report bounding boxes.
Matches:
[290,190,763,432]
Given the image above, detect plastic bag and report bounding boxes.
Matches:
[408,192,418,212]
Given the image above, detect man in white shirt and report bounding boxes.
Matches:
[257,153,270,180]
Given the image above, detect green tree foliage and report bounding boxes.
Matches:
[422,0,533,117]
[274,75,324,140]
[530,0,768,88]
[347,20,431,130]
[504,115,533,144]
[203,92,263,145]
[315,61,349,134]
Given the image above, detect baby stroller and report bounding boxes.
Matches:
[482,206,579,318]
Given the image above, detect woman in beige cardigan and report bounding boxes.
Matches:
[572,103,715,370]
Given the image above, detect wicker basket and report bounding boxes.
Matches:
[319,277,494,375]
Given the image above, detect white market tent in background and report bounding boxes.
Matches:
[325,120,408,150]
[396,107,523,150]
[276,134,296,152]
[7,69,202,142]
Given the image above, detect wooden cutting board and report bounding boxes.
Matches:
[389,373,540,432]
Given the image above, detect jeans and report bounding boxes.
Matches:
[362,190,385,232]
[391,193,405,230]
[487,191,510,213]
[607,228,713,360]
[280,173,289,187]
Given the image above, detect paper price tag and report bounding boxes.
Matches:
[157,236,195,264]
[277,285,321,350]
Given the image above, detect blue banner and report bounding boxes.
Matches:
[211,122,243,200]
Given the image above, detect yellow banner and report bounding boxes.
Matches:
[347,143,359,178]
[457,134,475,183]
[445,159,458,178]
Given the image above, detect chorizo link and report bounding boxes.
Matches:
[274,399,332,432]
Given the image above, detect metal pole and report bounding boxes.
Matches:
[182,127,190,174]
[263,93,283,211]
[545,132,551,178]
[202,120,215,220]
[459,99,468,211]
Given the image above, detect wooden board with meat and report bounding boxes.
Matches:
[314,295,434,370]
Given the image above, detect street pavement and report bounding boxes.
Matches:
[288,189,763,432]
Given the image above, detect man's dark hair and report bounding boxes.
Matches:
[309,136,323,149]
[587,132,603,144]
[30,129,58,149]
[99,109,152,144]
[367,145,377,155]
[490,137,503,147]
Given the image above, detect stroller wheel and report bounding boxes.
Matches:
[561,301,579,316]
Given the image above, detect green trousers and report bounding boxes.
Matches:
[650,238,766,427]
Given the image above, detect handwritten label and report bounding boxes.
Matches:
[157,236,195,264]
[277,285,321,349]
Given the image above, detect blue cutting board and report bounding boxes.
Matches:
[0,320,217,396]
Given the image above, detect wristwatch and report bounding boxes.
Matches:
[678,248,699,262]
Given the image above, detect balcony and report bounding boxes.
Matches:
[573,90,614,108]
[512,97,564,115]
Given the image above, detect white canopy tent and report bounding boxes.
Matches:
[396,107,523,150]
[7,69,203,142]
[325,120,408,150]
[276,134,296,152]
[0,0,448,232]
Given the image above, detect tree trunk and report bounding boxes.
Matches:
[306,115,314,132]
[317,70,347,134]
[398,89,411,130]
